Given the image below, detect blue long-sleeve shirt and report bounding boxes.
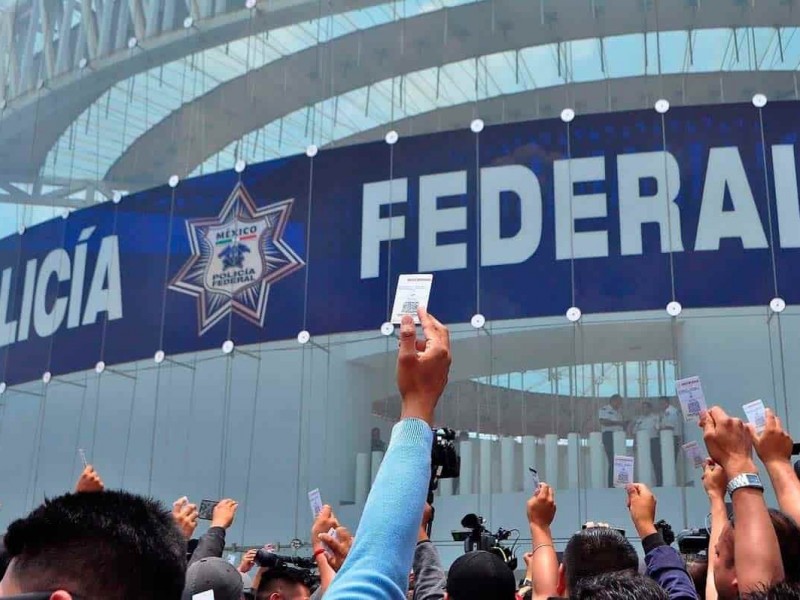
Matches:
[326,418,433,600]
[642,532,699,600]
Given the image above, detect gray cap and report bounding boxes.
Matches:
[182,557,243,600]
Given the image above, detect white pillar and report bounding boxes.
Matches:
[501,437,516,493]
[567,433,580,489]
[439,478,454,496]
[660,430,677,487]
[589,432,604,489]
[355,453,369,505]
[480,439,493,494]
[370,451,384,486]
[459,440,474,495]
[636,430,653,487]
[522,435,536,491]
[544,434,559,489]
[613,430,627,457]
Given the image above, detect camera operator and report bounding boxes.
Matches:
[411,503,445,600]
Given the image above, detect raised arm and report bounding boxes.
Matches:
[626,483,698,600]
[701,459,727,600]
[325,308,451,600]
[749,408,800,525]
[412,504,445,600]
[526,483,559,600]
[700,407,784,594]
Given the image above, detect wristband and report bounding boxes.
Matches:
[313,548,327,559]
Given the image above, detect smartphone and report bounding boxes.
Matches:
[198,499,219,520]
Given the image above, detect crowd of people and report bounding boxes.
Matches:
[0,307,799,599]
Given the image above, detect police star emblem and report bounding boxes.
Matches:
[169,182,304,335]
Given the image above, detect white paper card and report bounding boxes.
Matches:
[390,274,433,324]
[308,488,323,517]
[682,441,705,469]
[78,448,88,468]
[675,376,707,422]
[192,591,215,600]
[743,399,767,433]
[613,455,635,488]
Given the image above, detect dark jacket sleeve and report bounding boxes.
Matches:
[188,526,227,566]
[412,540,446,600]
[642,533,699,600]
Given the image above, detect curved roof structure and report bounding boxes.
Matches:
[2,0,800,237]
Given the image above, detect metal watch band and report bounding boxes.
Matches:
[726,473,764,497]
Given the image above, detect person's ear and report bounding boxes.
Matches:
[49,592,73,600]
[268,593,282,600]
[443,593,449,600]
[556,563,566,597]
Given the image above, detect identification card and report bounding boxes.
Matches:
[613,455,634,488]
[682,441,705,469]
[308,488,323,517]
[390,274,433,324]
[743,399,767,433]
[675,376,707,422]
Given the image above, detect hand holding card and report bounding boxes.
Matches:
[391,274,433,324]
[613,455,635,488]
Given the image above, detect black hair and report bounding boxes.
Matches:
[4,490,186,600]
[257,568,313,599]
[562,528,639,592]
[742,583,800,599]
[683,554,707,600]
[570,571,668,599]
[768,509,800,584]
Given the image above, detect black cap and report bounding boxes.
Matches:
[446,551,516,600]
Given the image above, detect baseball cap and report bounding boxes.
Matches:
[446,551,516,600]
[182,557,243,600]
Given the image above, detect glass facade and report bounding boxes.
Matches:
[0,0,798,572]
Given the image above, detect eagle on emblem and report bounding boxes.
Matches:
[218,242,250,271]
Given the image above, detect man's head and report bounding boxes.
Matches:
[445,551,515,600]
[715,509,800,599]
[742,583,800,599]
[558,527,639,596]
[256,569,311,600]
[642,401,653,415]
[371,427,381,440]
[182,557,243,600]
[660,396,671,410]
[0,490,186,600]
[570,571,668,599]
[610,394,623,410]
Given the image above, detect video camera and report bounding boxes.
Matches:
[425,428,461,537]
[254,549,320,590]
[676,528,711,555]
[452,513,518,570]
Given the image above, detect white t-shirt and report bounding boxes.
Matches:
[598,404,624,432]
[634,414,661,439]
[662,405,683,437]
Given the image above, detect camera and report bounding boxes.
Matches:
[676,528,710,555]
[431,428,460,481]
[452,513,518,570]
[254,549,320,591]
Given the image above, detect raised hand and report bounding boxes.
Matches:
[701,459,727,500]
[699,407,756,479]
[749,408,793,466]
[211,498,238,529]
[238,548,258,573]
[625,483,657,538]
[396,307,451,424]
[172,497,199,539]
[75,465,104,493]
[526,483,556,530]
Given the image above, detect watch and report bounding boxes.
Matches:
[726,473,764,497]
